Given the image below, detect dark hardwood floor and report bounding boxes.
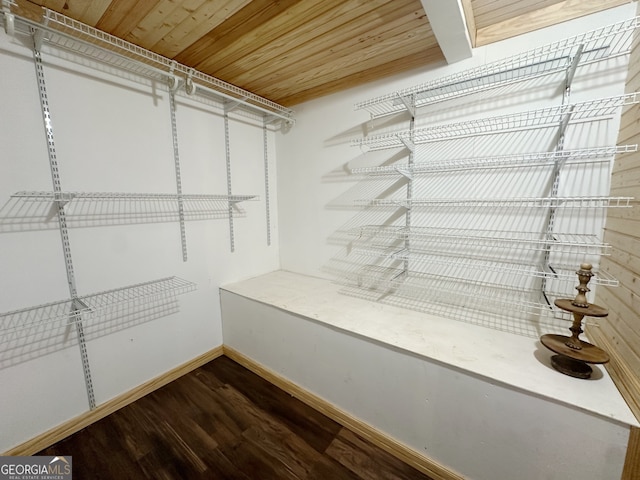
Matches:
[38,356,433,479]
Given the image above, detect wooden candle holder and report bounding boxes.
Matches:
[540,263,610,379]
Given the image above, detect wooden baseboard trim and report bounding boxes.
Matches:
[623,427,640,480]
[222,345,464,480]
[4,346,224,456]
[586,325,640,421]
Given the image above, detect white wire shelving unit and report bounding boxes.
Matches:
[1,6,294,124]
[351,145,637,175]
[341,15,639,336]
[349,225,612,257]
[0,276,196,339]
[353,93,640,151]
[354,16,639,118]
[345,265,573,326]
[11,191,259,222]
[0,2,270,408]
[356,196,632,209]
[351,246,619,287]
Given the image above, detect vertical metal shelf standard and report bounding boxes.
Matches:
[32,38,95,409]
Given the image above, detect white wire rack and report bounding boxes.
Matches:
[357,196,632,209]
[3,6,294,124]
[344,265,573,325]
[0,276,196,337]
[354,16,640,118]
[351,145,636,175]
[350,225,611,256]
[353,93,640,151]
[12,191,258,203]
[351,246,617,287]
[11,191,258,222]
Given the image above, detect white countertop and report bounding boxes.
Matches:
[221,269,639,428]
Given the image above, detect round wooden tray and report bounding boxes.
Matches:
[540,334,610,364]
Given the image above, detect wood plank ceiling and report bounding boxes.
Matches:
[17,0,633,107]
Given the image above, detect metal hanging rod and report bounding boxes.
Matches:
[0,276,196,336]
[355,16,640,118]
[350,225,611,256]
[1,6,294,125]
[353,93,640,151]
[351,145,637,175]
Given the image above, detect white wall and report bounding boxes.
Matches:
[0,27,279,452]
[221,289,631,480]
[276,4,636,280]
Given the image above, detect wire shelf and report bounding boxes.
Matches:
[354,16,640,118]
[344,265,572,325]
[351,246,617,287]
[0,276,196,336]
[353,93,640,150]
[351,145,636,175]
[350,225,611,256]
[357,196,632,209]
[12,191,258,203]
[5,7,294,123]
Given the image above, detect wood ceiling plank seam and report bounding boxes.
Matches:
[77,0,113,26]
[125,0,208,48]
[193,0,351,74]
[215,0,421,82]
[11,0,45,22]
[63,0,97,25]
[150,0,253,58]
[472,0,557,17]
[96,0,140,32]
[258,30,439,100]
[276,49,444,106]
[41,0,67,11]
[476,0,631,46]
[174,0,303,67]
[247,27,437,93]
[110,0,161,39]
[211,0,404,80]
[475,0,570,29]
[235,7,432,92]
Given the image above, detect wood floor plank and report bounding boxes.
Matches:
[37,356,434,480]
[203,356,343,453]
[327,428,434,480]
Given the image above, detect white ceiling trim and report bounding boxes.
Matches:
[420,0,473,63]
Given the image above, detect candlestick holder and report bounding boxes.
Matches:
[540,263,609,379]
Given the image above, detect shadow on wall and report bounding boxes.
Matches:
[0,280,193,369]
[320,77,619,340]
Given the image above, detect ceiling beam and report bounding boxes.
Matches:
[420,0,472,64]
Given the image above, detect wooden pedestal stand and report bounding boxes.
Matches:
[540,263,610,379]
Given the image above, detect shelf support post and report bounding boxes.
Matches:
[540,45,583,299]
[404,95,416,276]
[263,117,272,246]
[223,102,236,252]
[32,43,96,410]
[168,67,188,261]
